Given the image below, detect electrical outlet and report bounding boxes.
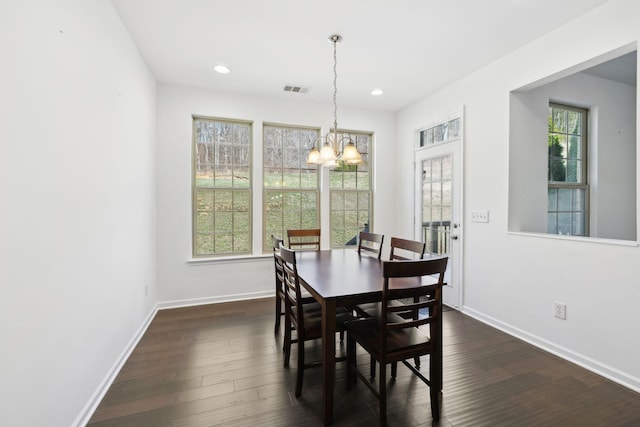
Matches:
[471,210,489,223]
[553,302,566,320]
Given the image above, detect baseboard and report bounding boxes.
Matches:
[157,290,273,310]
[72,305,158,427]
[462,305,640,394]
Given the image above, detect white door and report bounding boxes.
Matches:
[415,139,462,309]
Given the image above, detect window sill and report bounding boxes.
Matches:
[508,231,639,247]
[187,254,272,265]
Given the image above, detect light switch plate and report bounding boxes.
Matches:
[471,210,489,223]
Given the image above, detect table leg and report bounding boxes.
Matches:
[322,299,336,425]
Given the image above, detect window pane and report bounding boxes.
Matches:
[547,213,558,234]
[284,192,300,210]
[345,210,358,227]
[344,192,357,210]
[196,189,214,211]
[442,181,452,205]
[215,233,233,253]
[553,108,567,133]
[572,212,585,236]
[196,212,213,233]
[215,212,233,232]
[300,169,317,188]
[234,212,250,232]
[423,206,432,223]
[567,135,582,160]
[572,189,585,211]
[548,188,557,211]
[358,192,369,209]
[568,110,581,135]
[557,189,572,211]
[300,192,316,210]
[332,210,344,228]
[195,234,213,256]
[301,210,317,229]
[332,191,344,210]
[557,213,572,235]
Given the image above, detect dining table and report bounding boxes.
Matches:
[294,249,444,425]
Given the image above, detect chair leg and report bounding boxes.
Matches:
[340,330,345,342]
[370,355,376,378]
[274,294,282,334]
[430,343,442,420]
[379,362,387,427]
[430,388,441,420]
[283,317,292,367]
[347,333,356,389]
[391,361,397,379]
[295,339,305,397]
[414,356,421,369]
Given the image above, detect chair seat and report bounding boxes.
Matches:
[346,317,432,361]
[301,306,352,337]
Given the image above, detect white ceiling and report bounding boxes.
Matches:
[110,0,613,112]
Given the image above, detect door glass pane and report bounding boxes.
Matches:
[422,155,452,256]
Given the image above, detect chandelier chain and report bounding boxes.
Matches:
[332,38,338,132]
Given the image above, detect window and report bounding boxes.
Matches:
[547,103,588,236]
[192,117,251,256]
[330,131,372,247]
[263,124,319,252]
[419,118,461,147]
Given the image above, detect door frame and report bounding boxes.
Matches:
[413,108,464,309]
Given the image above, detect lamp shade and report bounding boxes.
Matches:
[340,140,363,164]
[306,146,321,164]
[319,142,337,162]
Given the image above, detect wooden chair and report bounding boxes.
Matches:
[345,257,448,426]
[389,236,426,260]
[358,236,428,372]
[278,246,353,397]
[272,235,317,338]
[357,231,384,260]
[272,235,286,334]
[287,228,321,251]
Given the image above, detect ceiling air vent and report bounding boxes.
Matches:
[283,85,309,94]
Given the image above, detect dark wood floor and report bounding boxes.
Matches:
[88,298,640,426]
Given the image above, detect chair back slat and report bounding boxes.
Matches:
[357,231,384,259]
[389,237,426,260]
[287,229,321,251]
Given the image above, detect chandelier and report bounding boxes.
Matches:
[306,34,362,168]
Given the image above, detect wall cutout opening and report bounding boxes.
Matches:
[509,46,637,241]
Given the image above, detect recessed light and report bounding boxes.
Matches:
[371,89,384,96]
[214,65,230,74]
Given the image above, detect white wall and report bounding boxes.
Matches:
[0,1,157,426]
[398,0,640,391]
[156,84,396,305]
[510,70,636,239]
